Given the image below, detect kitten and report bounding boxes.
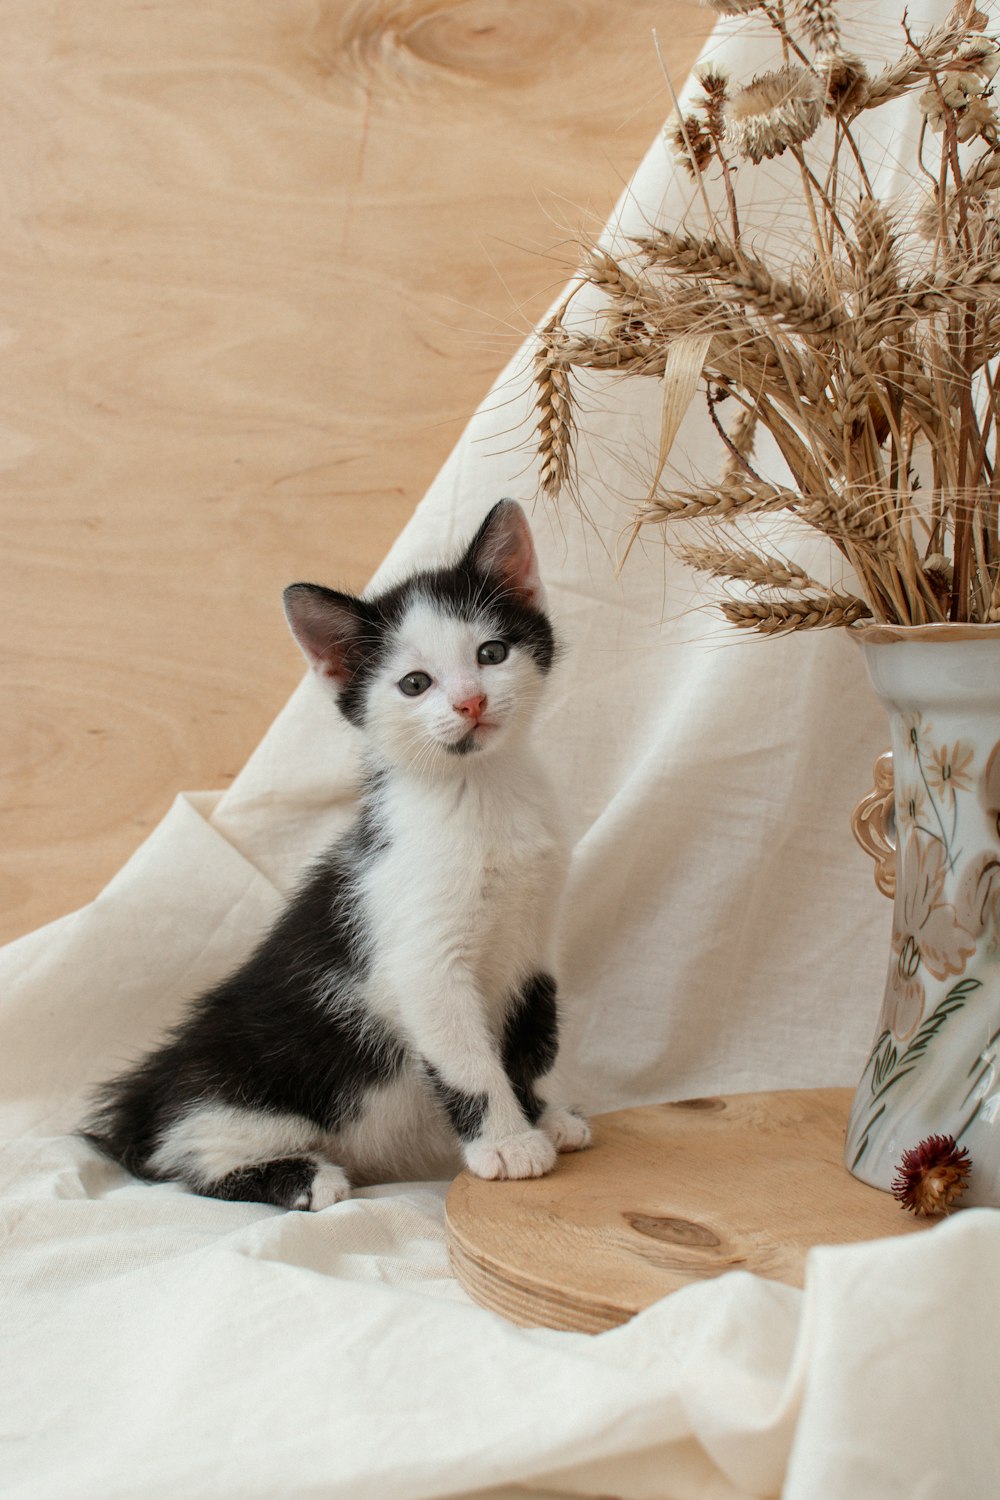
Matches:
[83,500,590,1210]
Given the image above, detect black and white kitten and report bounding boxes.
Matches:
[83,500,590,1210]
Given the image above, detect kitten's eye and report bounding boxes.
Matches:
[398,671,432,697]
[477,640,508,665]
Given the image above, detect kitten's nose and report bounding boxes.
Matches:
[454,693,487,723]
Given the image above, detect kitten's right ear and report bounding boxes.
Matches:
[283,583,366,690]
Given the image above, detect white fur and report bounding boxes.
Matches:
[540,1106,592,1153]
[304,1163,352,1210]
[149,1103,326,1186]
[330,1067,459,1185]
[465,1129,556,1181]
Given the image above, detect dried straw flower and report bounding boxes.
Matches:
[699,64,731,90]
[957,96,999,142]
[923,553,955,601]
[892,1134,972,1215]
[726,66,824,162]
[818,51,870,113]
[919,70,1000,141]
[958,35,1000,78]
[669,67,732,176]
[697,66,731,138]
[669,113,714,176]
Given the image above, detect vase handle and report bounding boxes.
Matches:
[852,750,896,898]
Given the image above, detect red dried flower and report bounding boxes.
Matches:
[892,1134,972,1216]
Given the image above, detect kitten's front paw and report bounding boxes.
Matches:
[301,1162,352,1211]
[541,1107,591,1154]
[465,1129,557,1181]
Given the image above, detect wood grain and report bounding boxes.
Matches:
[0,1,712,945]
[446,1090,934,1332]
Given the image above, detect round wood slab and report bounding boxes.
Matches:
[445,1088,933,1333]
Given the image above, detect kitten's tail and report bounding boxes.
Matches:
[79,1069,169,1182]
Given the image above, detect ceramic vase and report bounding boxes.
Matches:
[847,623,1000,1206]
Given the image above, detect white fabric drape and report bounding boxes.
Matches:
[3,5,993,1496]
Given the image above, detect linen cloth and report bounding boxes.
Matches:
[2,5,994,1496]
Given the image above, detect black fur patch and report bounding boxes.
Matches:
[502,973,560,1125]
[82,784,406,1184]
[445,732,479,757]
[353,769,391,858]
[206,1156,318,1209]
[424,1065,488,1141]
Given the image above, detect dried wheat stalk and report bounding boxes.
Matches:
[534,314,577,499]
[720,593,874,631]
[635,476,800,522]
[673,540,821,589]
[534,0,1000,632]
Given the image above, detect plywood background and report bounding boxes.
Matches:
[1,0,711,946]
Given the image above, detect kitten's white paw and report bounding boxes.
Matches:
[303,1162,352,1210]
[541,1107,591,1154]
[464,1128,557,1181]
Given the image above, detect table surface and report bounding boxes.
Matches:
[446,1089,934,1332]
[1,0,713,946]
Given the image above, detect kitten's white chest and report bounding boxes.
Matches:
[462,798,562,944]
[362,755,567,1016]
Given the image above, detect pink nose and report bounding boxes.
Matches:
[454,694,487,723]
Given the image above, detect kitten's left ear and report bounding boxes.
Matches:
[463,499,545,609]
[283,583,367,690]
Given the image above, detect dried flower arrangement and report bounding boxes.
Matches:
[892,1133,972,1212]
[534,0,1000,632]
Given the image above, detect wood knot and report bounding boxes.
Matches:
[624,1213,721,1248]
[666,1096,726,1112]
[329,0,580,92]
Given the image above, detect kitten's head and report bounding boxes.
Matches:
[284,500,556,772]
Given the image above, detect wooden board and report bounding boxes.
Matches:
[446,1089,934,1333]
[0,1,712,946]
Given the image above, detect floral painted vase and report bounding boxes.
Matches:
[848,624,1000,1206]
